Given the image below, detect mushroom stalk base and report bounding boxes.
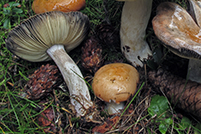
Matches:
[120,0,152,67]
[106,101,125,115]
[47,45,93,117]
[188,59,201,83]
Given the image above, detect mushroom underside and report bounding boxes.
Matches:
[152,0,201,83]
[6,11,95,118]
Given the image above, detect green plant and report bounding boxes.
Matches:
[0,0,199,133]
[148,95,192,134]
[1,1,24,29]
[81,0,123,30]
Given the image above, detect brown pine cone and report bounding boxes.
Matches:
[95,23,126,64]
[37,100,56,133]
[81,36,103,73]
[95,22,120,50]
[20,64,58,100]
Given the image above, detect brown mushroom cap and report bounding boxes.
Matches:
[32,0,86,14]
[152,1,201,59]
[92,63,139,103]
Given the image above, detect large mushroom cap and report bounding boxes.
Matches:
[152,1,201,59]
[32,0,86,14]
[6,11,89,62]
[92,63,139,103]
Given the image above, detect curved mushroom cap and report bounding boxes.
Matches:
[32,0,86,14]
[152,1,201,59]
[92,63,139,103]
[6,11,89,62]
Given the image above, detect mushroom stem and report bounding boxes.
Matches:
[188,59,201,83]
[120,0,152,67]
[106,101,125,115]
[187,0,201,84]
[47,44,93,117]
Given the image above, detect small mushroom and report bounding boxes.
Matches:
[118,0,153,67]
[32,0,85,14]
[92,63,139,114]
[152,0,201,83]
[6,11,94,117]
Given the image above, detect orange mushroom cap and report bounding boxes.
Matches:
[32,0,86,14]
[92,63,139,103]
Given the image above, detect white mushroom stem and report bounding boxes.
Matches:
[187,0,201,83]
[47,44,93,117]
[120,0,153,67]
[188,59,201,83]
[106,101,125,115]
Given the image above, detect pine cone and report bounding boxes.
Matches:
[95,23,120,50]
[95,23,126,64]
[37,100,56,133]
[20,64,58,100]
[81,36,103,73]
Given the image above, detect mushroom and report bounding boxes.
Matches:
[5,11,94,117]
[92,63,139,114]
[32,0,85,14]
[152,0,201,83]
[118,0,153,67]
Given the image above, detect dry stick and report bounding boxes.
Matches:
[121,96,149,126]
[159,84,175,134]
[144,63,148,86]
[148,68,201,120]
[120,96,149,133]
[122,114,149,134]
[132,108,147,134]
[53,89,63,133]
[110,82,145,132]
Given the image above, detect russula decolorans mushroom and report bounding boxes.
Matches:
[118,0,153,67]
[32,0,85,14]
[152,0,201,83]
[5,11,94,117]
[92,63,139,114]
